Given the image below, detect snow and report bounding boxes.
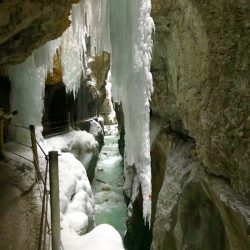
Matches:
[88,119,104,140]
[3,124,126,248]
[45,130,99,173]
[57,153,95,235]
[4,130,97,235]
[3,129,125,248]
[45,129,125,246]
[61,224,124,250]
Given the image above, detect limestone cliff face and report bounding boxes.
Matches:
[89,52,110,88]
[0,0,78,66]
[149,0,250,249]
[44,50,110,123]
[151,133,250,250]
[151,0,250,194]
[74,52,110,120]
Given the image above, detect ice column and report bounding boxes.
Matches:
[110,0,154,224]
[8,40,60,142]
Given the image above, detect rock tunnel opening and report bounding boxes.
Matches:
[42,82,70,137]
[0,76,11,113]
[0,76,11,143]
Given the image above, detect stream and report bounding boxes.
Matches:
[92,125,127,237]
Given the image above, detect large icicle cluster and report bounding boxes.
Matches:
[61,0,110,96]
[109,0,154,224]
[8,39,61,142]
[8,0,109,129]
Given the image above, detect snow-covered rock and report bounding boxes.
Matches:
[44,130,98,234]
[61,224,125,250]
[46,130,99,182]
[58,153,95,235]
[89,119,105,148]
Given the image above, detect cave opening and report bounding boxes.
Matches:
[0,76,11,114]
[42,82,70,137]
[0,76,11,143]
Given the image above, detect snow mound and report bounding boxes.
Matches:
[62,224,124,250]
[44,131,97,235]
[46,130,98,172]
[58,153,95,235]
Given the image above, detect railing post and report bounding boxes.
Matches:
[49,151,61,250]
[30,125,42,181]
[0,118,4,160]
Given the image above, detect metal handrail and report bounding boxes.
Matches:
[8,123,29,130]
[4,149,33,163]
[8,139,32,148]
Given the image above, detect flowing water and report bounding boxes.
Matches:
[92,125,127,236]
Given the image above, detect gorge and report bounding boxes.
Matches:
[0,0,250,250]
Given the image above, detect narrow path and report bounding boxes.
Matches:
[92,125,127,236]
[0,162,40,250]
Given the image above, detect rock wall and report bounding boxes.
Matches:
[150,132,250,250]
[0,0,78,66]
[151,0,250,194]
[148,0,250,249]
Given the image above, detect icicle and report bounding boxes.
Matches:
[61,25,83,97]
[8,38,61,142]
[8,55,46,143]
[110,0,154,225]
[60,0,111,97]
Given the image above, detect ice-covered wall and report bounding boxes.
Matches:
[8,39,60,142]
[109,0,154,224]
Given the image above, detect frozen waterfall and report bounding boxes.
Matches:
[109,0,154,224]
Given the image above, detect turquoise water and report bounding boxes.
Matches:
[92,125,127,236]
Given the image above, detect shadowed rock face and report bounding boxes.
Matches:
[0,0,78,66]
[148,1,250,248]
[151,0,250,195]
[150,133,250,250]
[127,0,250,249]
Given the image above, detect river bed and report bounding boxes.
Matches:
[92,125,127,237]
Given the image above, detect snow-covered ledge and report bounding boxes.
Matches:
[44,129,124,249]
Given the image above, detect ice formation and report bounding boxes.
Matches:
[109,0,154,224]
[61,25,83,97]
[8,39,61,143]
[9,0,111,113]
[8,0,154,225]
